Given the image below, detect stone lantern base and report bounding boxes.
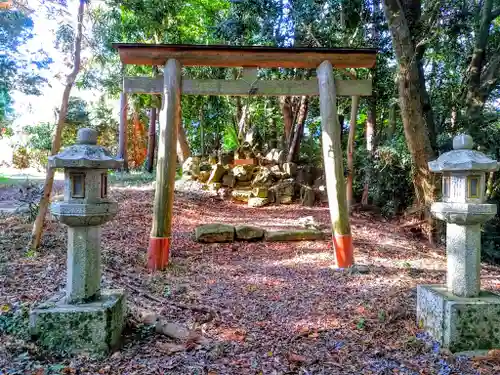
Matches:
[417,285,500,352]
[29,289,126,354]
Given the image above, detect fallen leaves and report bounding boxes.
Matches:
[1,186,498,374]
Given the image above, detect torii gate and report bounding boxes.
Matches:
[113,44,376,271]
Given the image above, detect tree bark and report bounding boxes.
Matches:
[362,96,376,206]
[383,0,437,244]
[286,96,309,163]
[146,107,157,173]
[176,123,191,164]
[199,105,205,156]
[118,92,129,171]
[280,96,293,147]
[317,60,353,268]
[346,95,360,209]
[237,104,248,140]
[465,0,495,129]
[382,0,435,210]
[29,0,85,251]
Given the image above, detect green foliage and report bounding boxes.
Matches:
[0,10,51,126]
[11,146,30,169]
[222,125,239,152]
[0,303,31,341]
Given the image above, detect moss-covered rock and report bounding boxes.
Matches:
[235,225,265,241]
[195,223,235,243]
[264,229,325,241]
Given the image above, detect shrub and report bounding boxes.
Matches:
[12,146,30,169]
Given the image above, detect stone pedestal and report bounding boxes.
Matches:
[30,289,125,354]
[417,285,500,352]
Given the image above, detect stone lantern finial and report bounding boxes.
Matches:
[452,134,473,150]
[76,128,98,145]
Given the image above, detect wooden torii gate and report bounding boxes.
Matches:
[113,44,376,271]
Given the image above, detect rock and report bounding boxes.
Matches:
[251,187,268,198]
[300,185,316,207]
[233,165,255,182]
[198,170,210,183]
[252,166,273,186]
[265,148,286,164]
[248,197,269,207]
[207,164,227,184]
[222,173,236,188]
[232,189,252,202]
[195,223,235,243]
[218,187,231,200]
[199,162,211,172]
[297,165,315,186]
[297,216,323,230]
[209,182,221,191]
[264,229,325,241]
[282,162,297,178]
[182,156,200,178]
[218,151,234,166]
[270,165,283,179]
[270,179,295,204]
[208,154,217,164]
[279,195,293,204]
[235,225,264,241]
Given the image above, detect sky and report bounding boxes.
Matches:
[10,0,106,133]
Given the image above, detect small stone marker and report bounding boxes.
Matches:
[30,128,125,354]
[417,134,500,352]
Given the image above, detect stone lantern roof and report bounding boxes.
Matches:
[428,134,499,173]
[48,128,123,169]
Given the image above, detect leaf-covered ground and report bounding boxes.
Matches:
[2,184,500,374]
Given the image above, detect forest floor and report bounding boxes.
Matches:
[2,182,500,374]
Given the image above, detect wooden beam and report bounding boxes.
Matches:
[148,59,181,271]
[124,77,372,97]
[317,60,353,268]
[113,43,377,69]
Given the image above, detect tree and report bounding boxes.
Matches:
[0,8,51,133]
[382,0,436,220]
[30,0,86,250]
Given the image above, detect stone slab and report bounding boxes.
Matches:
[30,289,126,354]
[417,284,500,352]
[235,225,264,241]
[195,223,235,243]
[264,229,325,241]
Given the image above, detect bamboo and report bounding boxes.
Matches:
[148,59,181,270]
[317,60,353,268]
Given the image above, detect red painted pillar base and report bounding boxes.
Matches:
[333,234,353,268]
[147,237,170,270]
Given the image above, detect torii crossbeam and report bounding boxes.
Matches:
[113,43,377,271]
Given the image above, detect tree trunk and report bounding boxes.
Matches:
[387,102,397,139]
[199,105,205,156]
[465,0,494,130]
[237,105,248,140]
[346,95,360,209]
[362,96,376,206]
[118,92,129,171]
[383,0,437,243]
[176,123,190,164]
[280,96,293,147]
[146,107,157,173]
[29,0,85,251]
[317,61,353,268]
[286,96,309,163]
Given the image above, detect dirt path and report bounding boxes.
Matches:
[1,185,499,374]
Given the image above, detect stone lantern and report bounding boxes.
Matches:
[417,134,500,352]
[30,128,126,354]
